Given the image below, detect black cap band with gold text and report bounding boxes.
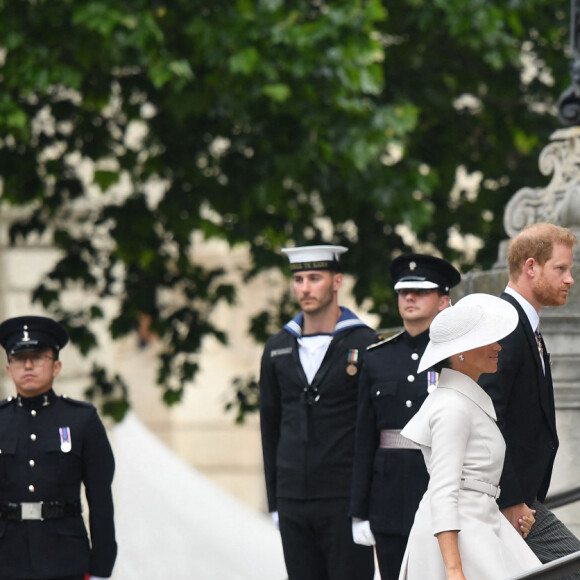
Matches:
[289,259,341,272]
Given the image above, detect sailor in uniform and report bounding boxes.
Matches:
[350,254,460,579]
[259,245,377,580]
[0,316,117,580]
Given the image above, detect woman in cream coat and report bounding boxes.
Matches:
[398,293,542,580]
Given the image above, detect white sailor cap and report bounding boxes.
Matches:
[282,245,348,273]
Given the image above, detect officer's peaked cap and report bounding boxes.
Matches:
[390,253,461,294]
[0,316,69,355]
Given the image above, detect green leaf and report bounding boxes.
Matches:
[94,170,120,191]
[262,83,291,102]
[229,47,260,75]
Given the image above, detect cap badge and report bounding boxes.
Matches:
[22,326,30,342]
[409,261,417,271]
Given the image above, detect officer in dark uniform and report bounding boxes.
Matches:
[0,315,117,580]
[259,245,377,580]
[350,254,461,580]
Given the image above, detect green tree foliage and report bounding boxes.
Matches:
[0,0,571,419]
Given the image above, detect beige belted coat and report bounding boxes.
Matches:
[398,368,541,580]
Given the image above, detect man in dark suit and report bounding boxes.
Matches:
[0,315,117,580]
[349,254,460,579]
[479,222,580,573]
[259,245,376,580]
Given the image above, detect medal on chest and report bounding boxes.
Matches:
[346,349,359,376]
[59,426,72,453]
[427,370,439,393]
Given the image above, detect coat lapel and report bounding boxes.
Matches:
[501,292,557,434]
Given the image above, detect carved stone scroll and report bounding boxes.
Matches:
[503,127,580,238]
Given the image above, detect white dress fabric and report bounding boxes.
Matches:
[398,368,541,580]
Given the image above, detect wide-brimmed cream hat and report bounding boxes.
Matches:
[417,293,518,373]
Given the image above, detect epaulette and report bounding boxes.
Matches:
[60,395,93,408]
[0,397,14,408]
[367,329,404,350]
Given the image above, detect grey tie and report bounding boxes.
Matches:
[535,328,546,374]
[535,329,543,359]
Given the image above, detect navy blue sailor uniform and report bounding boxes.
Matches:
[350,328,434,578]
[259,307,377,580]
[0,390,116,579]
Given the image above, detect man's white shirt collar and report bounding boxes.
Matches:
[504,285,540,331]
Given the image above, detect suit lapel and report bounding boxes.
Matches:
[502,293,544,377]
[501,292,557,434]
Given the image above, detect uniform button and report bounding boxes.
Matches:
[407,375,415,382]
[411,353,419,360]
[29,460,35,467]
[28,485,35,493]
[375,390,381,396]
[30,434,37,441]
[31,410,37,416]
[406,400,413,408]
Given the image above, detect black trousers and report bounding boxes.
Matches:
[374,531,409,580]
[277,497,375,580]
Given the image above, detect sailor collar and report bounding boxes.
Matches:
[284,307,368,339]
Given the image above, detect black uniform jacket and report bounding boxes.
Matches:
[350,329,432,535]
[0,389,117,579]
[259,309,377,512]
[479,292,558,509]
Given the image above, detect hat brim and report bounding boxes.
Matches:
[394,280,440,291]
[10,340,55,354]
[417,293,518,373]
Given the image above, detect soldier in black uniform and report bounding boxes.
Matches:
[350,254,461,580]
[0,315,117,580]
[259,245,377,580]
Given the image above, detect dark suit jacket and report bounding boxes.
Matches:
[479,292,558,509]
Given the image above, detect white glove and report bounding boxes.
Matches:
[271,511,280,530]
[89,577,109,580]
[352,518,376,546]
